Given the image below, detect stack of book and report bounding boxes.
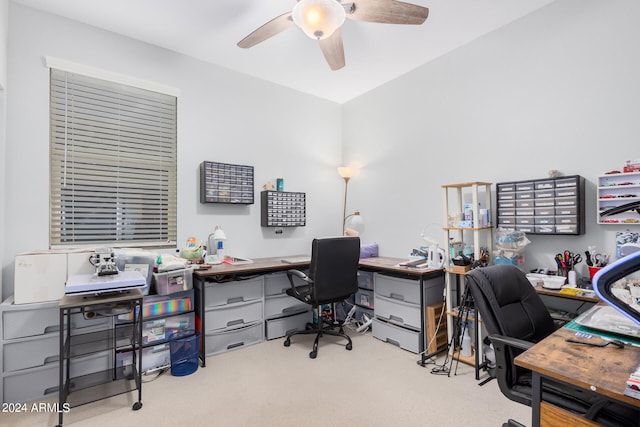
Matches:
[625,364,640,400]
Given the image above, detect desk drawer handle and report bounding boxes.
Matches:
[389,293,405,301]
[227,297,244,304]
[44,386,58,396]
[44,355,59,365]
[385,338,400,347]
[227,342,244,350]
[389,315,404,324]
[227,319,244,327]
[44,325,60,334]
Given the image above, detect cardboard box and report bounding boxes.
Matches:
[14,253,67,304]
[450,264,471,274]
[14,249,95,304]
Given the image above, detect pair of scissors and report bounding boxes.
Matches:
[571,253,582,266]
[563,250,581,270]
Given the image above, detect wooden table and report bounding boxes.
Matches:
[515,327,640,426]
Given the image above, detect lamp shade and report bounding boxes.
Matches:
[292,0,346,40]
[337,166,354,179]
[344,211,364,236]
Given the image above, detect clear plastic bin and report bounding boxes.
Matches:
[153,267,194,295]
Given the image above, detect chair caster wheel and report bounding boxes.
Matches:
[132,401,142,410]
[346,343,352,351]
[309,351,317,359]
[284,338,290,347]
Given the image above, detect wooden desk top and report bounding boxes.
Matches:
[533,284,600,303]
[193,255,310,278]
[515,328,640,408]
[192,256,444,279]
[357,256,444,277]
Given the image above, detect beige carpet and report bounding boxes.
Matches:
[1,329,530,426]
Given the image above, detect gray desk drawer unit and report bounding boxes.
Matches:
[202,277,265,356]
[1,296,111,403]
[264,272,311,340]
[372,273,445,353]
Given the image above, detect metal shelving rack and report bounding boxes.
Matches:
[57,290,143,427]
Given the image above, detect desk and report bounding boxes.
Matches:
[193,256,443,366]
[193,256,310,366]
[533,285,599,325]
[515,327,640,427]
[355,257,444,366]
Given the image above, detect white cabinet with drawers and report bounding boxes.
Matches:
[200,276,265,357]
[371,272,445,354]
[263,273,311,340]
[1,296,111,404]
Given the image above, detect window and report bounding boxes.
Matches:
[49,67,177,247]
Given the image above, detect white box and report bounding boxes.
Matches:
[14,252,67,304]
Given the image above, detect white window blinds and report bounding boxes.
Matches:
[49,68,177,247]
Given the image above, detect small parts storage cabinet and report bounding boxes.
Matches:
[372,272,445,354]
[1,296,110,405]
[260,191,306,227]
[597,171,640,224]
[496,175,585,235]
[57,290,144,427]
[264,272,312,340]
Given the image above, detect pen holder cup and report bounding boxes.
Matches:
[169,329,200,377]
[588,266,602,280]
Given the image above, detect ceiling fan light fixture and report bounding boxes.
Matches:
[292,0,346,40]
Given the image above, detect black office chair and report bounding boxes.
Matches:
[466,265,639,427]
[283,236,360,359]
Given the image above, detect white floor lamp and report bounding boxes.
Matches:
[338,166,363,236]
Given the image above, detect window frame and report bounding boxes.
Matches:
[47,58,179,249]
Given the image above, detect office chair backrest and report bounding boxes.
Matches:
[467,265,557,406]
[466,265,556,343]
[308,236,360,303]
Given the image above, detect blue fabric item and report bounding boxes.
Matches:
[359,242,378,258]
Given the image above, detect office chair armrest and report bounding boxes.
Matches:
[286,269,313,297]
[487,334,534,352]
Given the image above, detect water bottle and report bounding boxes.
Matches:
[461,324,472,357]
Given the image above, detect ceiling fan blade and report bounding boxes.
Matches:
[319,29,345,71]
[237,12,295,48]
[346,0,429,25]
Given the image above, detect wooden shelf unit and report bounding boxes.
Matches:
[442,182,493,377]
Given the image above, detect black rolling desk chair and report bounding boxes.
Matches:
[466,265,639,427]
[284,236,360,359]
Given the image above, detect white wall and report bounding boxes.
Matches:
[0,0,6,88]
[5,1,640,299]
[342,0,640,277]
[2,4,344,299]
[0,0,8,301]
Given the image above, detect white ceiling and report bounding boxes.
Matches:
[12,0,555,103]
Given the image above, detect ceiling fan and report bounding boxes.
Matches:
[237,0,429,71]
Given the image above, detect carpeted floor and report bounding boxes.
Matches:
[1,329,531,426]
